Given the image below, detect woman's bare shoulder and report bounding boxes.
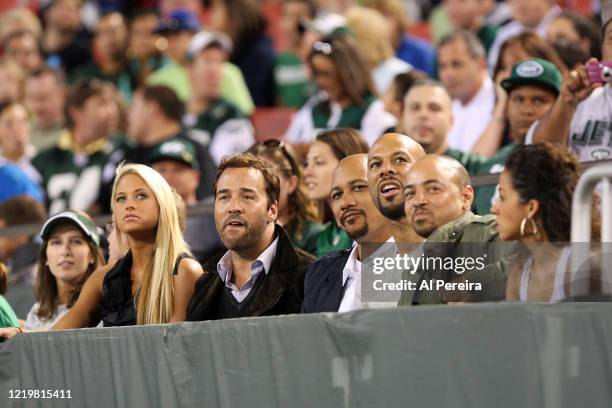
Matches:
[177,257,204,279]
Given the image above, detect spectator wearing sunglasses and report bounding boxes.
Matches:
[284,34,396,145]
[248,139,323,255]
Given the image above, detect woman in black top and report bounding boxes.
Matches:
[0,163,203,338]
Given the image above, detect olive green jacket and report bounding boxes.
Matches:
[398,211,509,305]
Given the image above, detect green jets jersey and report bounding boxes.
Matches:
[311,95,376,130]
[183,98,254,165]
[32,132,114,214]
[184,98,247,137]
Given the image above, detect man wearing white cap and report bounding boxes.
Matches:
[184,31,255,165]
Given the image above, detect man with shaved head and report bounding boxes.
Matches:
[367,132,426,244]
[398,154,507,305]
[404,155,474,238]
[303,154,392,313]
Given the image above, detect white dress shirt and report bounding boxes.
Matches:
[338,244,363,313]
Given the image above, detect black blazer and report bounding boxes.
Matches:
[187,225,315,321]
[302,249,352,313]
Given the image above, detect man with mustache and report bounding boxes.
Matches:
[367,132,425,244]
[302,154,391,313]
[187,154,314,320]
[398,155,506,305]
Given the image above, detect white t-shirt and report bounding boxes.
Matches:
[567,86,612,161]
[525,85,612,161]
[448,76,495,153]
[24,302,69,330]
[373,58,412,95]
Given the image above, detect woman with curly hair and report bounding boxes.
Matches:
[491,143,580,302]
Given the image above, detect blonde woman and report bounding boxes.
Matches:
[0,164,203,339]
[345,6,412,94]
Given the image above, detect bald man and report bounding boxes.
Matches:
[367,132,426,244]
[398,154,507,305]
[303,154,392,313]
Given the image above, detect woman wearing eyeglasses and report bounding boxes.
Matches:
[284,34,396,145]
[491,143,580,302]
[248,139,323,255]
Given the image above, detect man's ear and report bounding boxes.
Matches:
[268,200,279,223]
[462,185,475,210]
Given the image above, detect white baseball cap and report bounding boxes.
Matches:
[187,30,233,60]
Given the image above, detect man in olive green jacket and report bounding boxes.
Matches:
[398,155,508,305]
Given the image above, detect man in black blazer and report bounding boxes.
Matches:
[187,153,314,321]
[302,154,391,313]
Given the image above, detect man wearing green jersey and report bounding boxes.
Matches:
[32,79,117,214]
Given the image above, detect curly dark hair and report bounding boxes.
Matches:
[504,143,580,242]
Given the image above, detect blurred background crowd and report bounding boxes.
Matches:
[0,0,610,328]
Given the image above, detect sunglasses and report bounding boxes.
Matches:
[254,139,300,175]
[312,41,333,56]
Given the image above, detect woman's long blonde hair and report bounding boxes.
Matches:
[111,163,191,325]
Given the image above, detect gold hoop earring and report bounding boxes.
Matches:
[520,217,538,237]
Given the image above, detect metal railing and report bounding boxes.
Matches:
[571,162,612,296]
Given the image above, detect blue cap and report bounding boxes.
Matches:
[0,163,44,205]
[156,9,201,34]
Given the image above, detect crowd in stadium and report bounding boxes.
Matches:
[0,0,610,337]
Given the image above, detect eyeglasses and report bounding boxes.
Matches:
[312,41,333,56]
